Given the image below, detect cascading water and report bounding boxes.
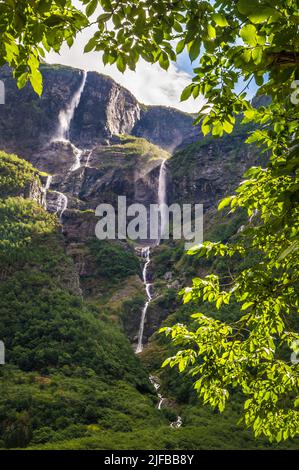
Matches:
[135,159,182,427]
[136,159,168,353]
[55,71,87,142]
[46,70,89,216]
[55,192,68,221]
[158,159,168,244]
[84,149,93,168]
[149,376,165,410]
[43,175,52,208]
[136,247,152,354]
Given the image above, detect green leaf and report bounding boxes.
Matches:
[86,0,98,17]
[237,0,260,16]
[176,39,185,54]
[17,73,28,90]
[249,8,276,24]
[159,52,170,71]
[240,24,257,46]
[241,302,254,311]
[29,69,43,96]
[212,13,228,27]
[84,36,97,53]
[116,55,126,73]
[218,196,233,211]
[207,25,216,40]
[181,84,193,102]
[223,120,234,134]
[189,38,201,62]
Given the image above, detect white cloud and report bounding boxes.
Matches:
[45,30,203,113]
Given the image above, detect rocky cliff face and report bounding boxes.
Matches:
[132,106,198,152]
[0,64,198,157]
[70,72,141,147]
[0,64,83,157]
[168,122,262,212]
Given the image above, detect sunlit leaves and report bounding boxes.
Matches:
[240,24,258,47]
[212,13,228,27]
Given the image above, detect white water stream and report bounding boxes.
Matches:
[44,70,88,217]
[135,160,182,428]
[55,71,87,142]
[55,192,68,221]
[136,160,167,353]
[158,159,168,243]
[135,247,152,354]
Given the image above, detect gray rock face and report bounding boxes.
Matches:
[0,64,83,157]
[168,124,261,212]
[0,64,197,160]
[21,178,44,206]
[31,140,79,175]
[132,106,198,153]
[70,72,141,147]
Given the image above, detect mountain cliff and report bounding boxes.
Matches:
[0,64,197,156]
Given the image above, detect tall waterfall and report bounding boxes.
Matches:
[55,71,87,142]
[45,70,88,216]
[135,160,182,427]
[136,159,168,354]
[158,159,168,244]
[136,247,152,354]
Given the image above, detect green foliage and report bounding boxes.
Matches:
[0,0,87,94]
[0,151,41,197]
[89,239,140,281]
[0,366,161,449]
[162,141,299,441]
[0,197,57,264]
[0,151,160,449]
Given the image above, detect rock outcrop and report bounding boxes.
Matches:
[70,72,141,147]
[168,123,262,212]
[132,106,198,152]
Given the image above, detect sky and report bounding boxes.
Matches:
[45,2,202,113]
[46,37,200,112]
[45,2,257,113]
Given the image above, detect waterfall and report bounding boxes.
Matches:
[85,149,93,168]
[136,159,168,353]
[43,175,52,208]
[158,159,167,244]
[48,70,88,217]
[69,142,84,172]
[149,376,165,410]
[136,247,152,354]
[55,192,68,221]
[136,159,182,428]
[55,71,87,142]
[170,416,183,429]
[149,376,182,427]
